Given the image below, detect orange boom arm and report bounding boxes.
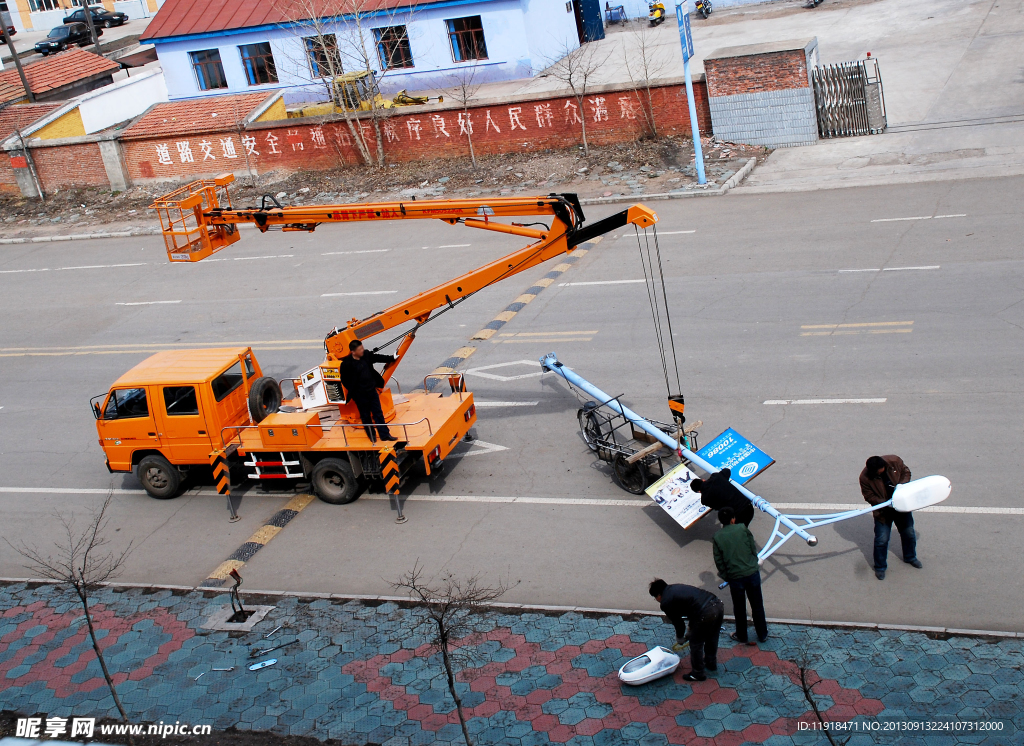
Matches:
[150,174,658,370]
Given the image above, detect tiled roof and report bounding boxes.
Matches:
[119,92,275,140]
[0,103,63,140]
[142,0,414,41]
[0,49,120,106]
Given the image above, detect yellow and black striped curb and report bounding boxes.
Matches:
[379,447,400,494]
[211,451,230,496]
[420,238,601,391]
[200,493,316,588]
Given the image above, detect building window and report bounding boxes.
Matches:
[304,34,342,78]
[190,49,228,91]
[28,0,64,10]
[239,42,278,86]
[446,16,487,62]
[374,26,413,70]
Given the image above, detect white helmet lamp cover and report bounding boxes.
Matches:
[892,475,951,512]
[618,646,681,685]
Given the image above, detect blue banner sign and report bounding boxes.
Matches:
[696,428,774,484]
[676,3,694,62]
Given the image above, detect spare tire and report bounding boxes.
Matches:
[248,376,282,422]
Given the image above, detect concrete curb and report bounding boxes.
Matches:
[580,158,758,206]
[2,576,1021,639]
[0,230,159,245]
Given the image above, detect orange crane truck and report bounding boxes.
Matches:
[91,175,657,510]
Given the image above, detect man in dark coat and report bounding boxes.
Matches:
[690,468,755,526]
[860,454,919,580]
[338,339,397,442]
[648,578,724,682]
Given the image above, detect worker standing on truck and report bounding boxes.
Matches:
[339,339,397,442]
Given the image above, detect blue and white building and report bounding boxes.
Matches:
[141,0,585,103]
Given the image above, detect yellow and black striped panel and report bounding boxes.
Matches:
[210,451,231,496]
[379,446,400,495]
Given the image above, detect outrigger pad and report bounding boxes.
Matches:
[892,475,951,512]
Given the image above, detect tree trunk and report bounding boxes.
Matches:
[78,585,134,746]
[439,626,472,746]
[372,117,386,168]
[464,107,477,169]
[578,95,590,156]
[0,24,34,103]
[344,116,374,167]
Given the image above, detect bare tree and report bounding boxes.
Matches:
[7,491,135,743]
[796,651,850,746]
[444,63,483,169]
[545,41,609,156]
[392,564,515,746]
[274,0,417,169]
[621,19,671,138]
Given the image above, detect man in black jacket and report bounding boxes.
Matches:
[690,468,755,526]
[338,339,397,442]
[649,578,724,681]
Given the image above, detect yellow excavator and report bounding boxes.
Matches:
[288,71,443,118]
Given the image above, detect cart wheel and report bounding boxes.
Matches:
[613,455,648,495]
[578,408,603,452]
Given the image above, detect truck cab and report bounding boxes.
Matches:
[93,348,261,497]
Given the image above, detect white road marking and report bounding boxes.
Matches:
[657,230,696,235]
[438,244,471,248]
[465,360,545,381]
[558,280,645,286]
[321,291,398,297]
[764,398,887,405]
[474,401,540,407]
[458,439,509,456]
[0,486,1019,515]
[58,263,148,271]
[1,262,149,274]
[839,266,940,273]
[206,254,294,262]
[116,300,182,306]
[871,214,966,223]
[321,249,390,256]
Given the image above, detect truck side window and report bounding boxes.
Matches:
[164,386,199,416]
[104,388,149,419]
[212,362,243,402]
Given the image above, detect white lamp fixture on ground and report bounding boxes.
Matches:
[618,646,681,685]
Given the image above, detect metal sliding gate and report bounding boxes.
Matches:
[811,57,887,138]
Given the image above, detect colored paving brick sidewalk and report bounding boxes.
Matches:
[1,582,1021,746]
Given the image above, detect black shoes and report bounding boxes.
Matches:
[730,632,755,646]
[875,569,886,580]
[682,672,706,682]
[379,434,398,441]
[905,558,923,568]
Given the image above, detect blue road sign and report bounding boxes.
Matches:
[697,428,775,485]
[676,3,694,62]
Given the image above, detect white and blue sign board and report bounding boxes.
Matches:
[676,2,694,62]
[697,428,775,485]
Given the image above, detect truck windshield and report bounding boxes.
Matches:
[212,362,244,401]
[103,388,149,419]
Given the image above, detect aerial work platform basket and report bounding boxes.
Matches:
[150,174,240,262]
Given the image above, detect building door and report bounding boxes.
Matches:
[572,0,585,45]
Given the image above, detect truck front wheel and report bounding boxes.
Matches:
[311,458,359,505]
[136,454,181,499]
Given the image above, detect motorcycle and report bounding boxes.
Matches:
[695,0,712,18]
[648,1,666,25]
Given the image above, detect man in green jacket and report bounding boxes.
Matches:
[713,506,768,645]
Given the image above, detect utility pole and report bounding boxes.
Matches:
[86,4,103,55]
[675,1,706,184]
[0,21,36,103]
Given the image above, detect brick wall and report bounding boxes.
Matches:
[120,80,712,183]
[704,50,810,98]
[30,141,109,191]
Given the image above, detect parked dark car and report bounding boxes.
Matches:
[1,25,16,43]
[34,22,101,55]
[64,6,127,28]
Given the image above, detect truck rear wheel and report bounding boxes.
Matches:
[311,458,359,504]
[136,454,181,499]
[248,376,282,423]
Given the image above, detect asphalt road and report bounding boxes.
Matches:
[0,176,1021,631]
